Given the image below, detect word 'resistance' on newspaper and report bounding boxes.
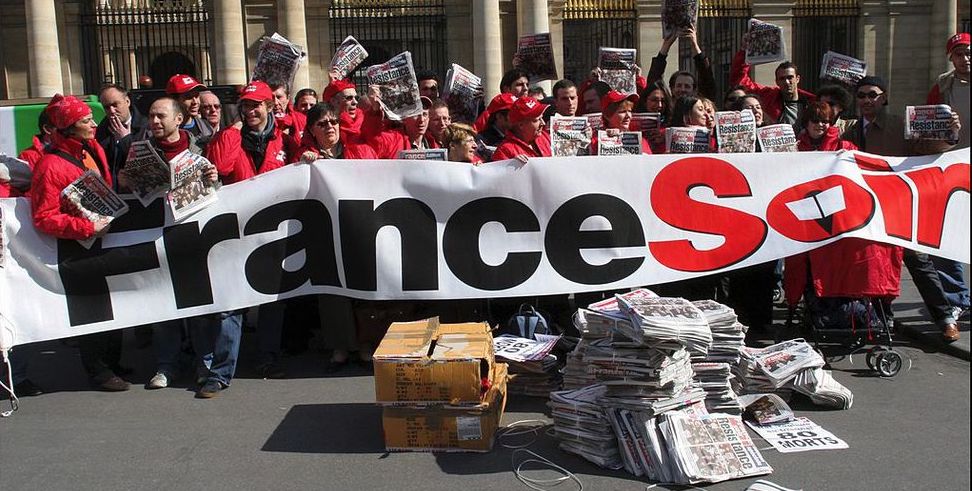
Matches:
[366,51,423,121]
[251,32,306,89]
[598,47,638,94]
[329,35,369,80]
[819,51,867,86]
[512,33,557,83]
[905,104,959,141]
[661,0,699,39]
[167,149,218,222]
[60,170,129,248]
[716,109,757,153]
[745,19,786,65]
[660,412,773,483]
[756,124,797,152]
[598,130,642,155]
[121,140,170,206]
[666,127,710,153]
[550,115,592,156]
[441,63,484,125]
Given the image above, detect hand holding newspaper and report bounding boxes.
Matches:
[598,131,642,155]
[251,32,306,88]
[121,140,170,206]
[167,150,218,221]
[819,51,867,86]
[598,48,638,94]
[512,33,557,82]
[366,51,423,121]
[745,19,786,65]
[756,124,797,152]
[661,0,699,39]
[329,35,369,80]
[716,110,757,153]
[441,64,484,124]
[550,115,593,156]
[905,105,959,141]
[60,170,129,248]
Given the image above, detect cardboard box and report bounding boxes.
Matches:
[382,363,508,452]
[374,318,495,405]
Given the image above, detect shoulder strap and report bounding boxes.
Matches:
[51,149,86,171]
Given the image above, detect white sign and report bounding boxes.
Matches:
[747,417,849,453]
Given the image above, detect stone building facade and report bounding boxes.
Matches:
[1,0,967,111]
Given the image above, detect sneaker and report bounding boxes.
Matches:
[952,306,970,321]
[195,380,225,399]
[145,372,170,390]
[94,375,130,392]
[13,379,43,397]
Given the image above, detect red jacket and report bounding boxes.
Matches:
[206,123,290,185]
[30,134,112,240]
[275,104,307,140]
[368,127,430,160]
[491,131,552,161]
[796,126,858,152]
[730,50,815,124]
[18,135,47,168]
[292,132,378,161]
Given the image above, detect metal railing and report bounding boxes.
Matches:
[679,0,752,104]
[562,0,638,83]
[793,0,861,93]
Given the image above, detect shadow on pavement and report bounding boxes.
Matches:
[262,403,385,453]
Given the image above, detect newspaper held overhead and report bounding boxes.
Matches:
[756,124,798,152]
[329,35,369,80]
[598,131,642,156]
[716,109,757,153]
[746,417,849,453]
[60,170,129,248]
[905,105,959,141]
[661,0,699,39]
[745,19,786,65]
[396,149,447,161]
[441,63,484,125]
[512,33,558,83]
[251,32,306,89]
[366,51,423,121]
[550,115,593,157]
[819,51,867,86]
[121,140,170,206]
[167,150,218,222]
[666,127,711,153]
[598,48,638,95]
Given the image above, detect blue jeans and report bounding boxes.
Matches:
[932,257,970,310]
[188,311,243,386]
[152,319,185,376]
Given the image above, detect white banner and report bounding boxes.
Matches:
[1,149,969,347]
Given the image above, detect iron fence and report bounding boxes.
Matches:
[793,0,861,93]
[562,0,638,84]
[678,0,751,104]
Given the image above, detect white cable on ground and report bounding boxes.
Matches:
[512,448,583,491]
[498,419,550,449]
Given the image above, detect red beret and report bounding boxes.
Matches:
[322,79,358,103]
[47,94,92,130]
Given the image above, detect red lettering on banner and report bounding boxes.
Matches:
[853,153,894,171]
[766,175,875,242]
[649,157,766,272]
[906,163,971,248]
[862,174,913,240]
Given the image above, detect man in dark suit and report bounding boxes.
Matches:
[96,84,147,188]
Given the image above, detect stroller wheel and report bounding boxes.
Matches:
[866,346,888,370]
[876,351,902,377]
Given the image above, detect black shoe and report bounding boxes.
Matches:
[14,379,43,397]
[257,362,286,379]
[195,380,225,399]
[93,375,131,392]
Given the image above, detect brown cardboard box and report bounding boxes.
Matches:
[374,318,494,405]
[382,363,508,452]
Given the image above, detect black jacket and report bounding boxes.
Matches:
[96,107,148,189]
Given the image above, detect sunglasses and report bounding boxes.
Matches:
[202,104,221,110]
[315,118,340,127]
[344,94,360,102]
[856,91,884,100]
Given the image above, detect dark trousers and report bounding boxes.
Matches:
[78,330,124,382]
[903,250,953,326]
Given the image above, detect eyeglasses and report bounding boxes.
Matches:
[315,119,340,127]
[202,104,221,110]
[344,95,360,102]
[856,91,884,100]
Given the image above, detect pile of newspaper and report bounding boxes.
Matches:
[689,300,747,414]
[616,295,713,355]
[549,384,624,469]
[733,339,853,409]
[656,410,773,483]
[493,334,562,396]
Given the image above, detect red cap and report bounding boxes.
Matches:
[166,74,206,95]
[486,93,517,114]
[47,94,92,130]
[600,90,639,113]
[947,32,970,54]
[508,97,549,124]
[239,81,274,102]
[322,79,357,102]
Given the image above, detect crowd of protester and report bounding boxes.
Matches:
[3,30,969,400]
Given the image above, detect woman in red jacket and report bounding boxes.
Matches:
[295,103,377,162]
[590,90,653,155]
[796,102,858,152]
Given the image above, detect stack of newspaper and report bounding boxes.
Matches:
[493,334,562,396]
[590,343,697,403]
[658,411,773,483]
[790,367,853,409]
[733,339,853,409]
[615,295,713,355]
[690,362,739,414]
[549,384,624,469]
[561,337,601,389]
[692,300,747,365]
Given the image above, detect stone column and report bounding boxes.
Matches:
[516,0,552,93]
[25,0,63,96]
[278,0,311,90]
[929,0,959,82]
[212,0,248,85]
[474,0,503,100]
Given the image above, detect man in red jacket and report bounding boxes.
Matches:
[491,97,552,161]
[368,96,433,159]
[730,37,814,128]
[207,81,290,184]
[270,82,307,141]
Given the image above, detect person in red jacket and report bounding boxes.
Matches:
[590,90,653,155]
[796,102,858,152]
[368,96,434,159]
[491,97,552,161]
[730,37,815,128]
[18,108,55,168]
[270,82,307,141]
[322,77,376,145]
[295,103,377,162]
[32,94,131,392]
[207,81,291,184]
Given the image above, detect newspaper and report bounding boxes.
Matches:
[756,124,797,152]
[550,384,625,469]
[550,115,592,156]
[598,131,642,156]
[329,35,369,80]
[716,110,757,153]
[512,33,557,83]
[120,140,170,206]
[441,63,484,124]
[819,51,867,86]
[0,154,33,194]
[745,19,786,65]
[752,339,825,388]
[662,412,773,483]
[666,127,710,153]
[905,104,959,141]
[251,32,305,88]
[630,113,660,133]
[61,170,129,247]
[366,51,423,121]
[396,149,447,161]
[167,150,218,222]
[661,0,699,39]
[494,333,560,362]
[746,417,848,453]
[616,295,712,354]
[738,393,794,425]
[789,367,853,409]
[586,113,604,132]
[598,47,638,95]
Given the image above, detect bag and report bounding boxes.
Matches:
[502,304,558,339]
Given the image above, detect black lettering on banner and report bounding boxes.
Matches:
[243,200,342,294]
[339,199,438,291]
[58,238,160,326]
[109,199,165,232]
[545,194,645,285]
[443,197,541,290]
[163,214,241,308]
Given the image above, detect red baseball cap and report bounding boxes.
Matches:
[508,97,549,124]
[166,74,206,95]
[322,78,357,102]
[600,90,639,113]
[486,93,517,114]
[946,32,970,54]
[239,81,274,102]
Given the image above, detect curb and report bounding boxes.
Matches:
[896,322,971,362]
